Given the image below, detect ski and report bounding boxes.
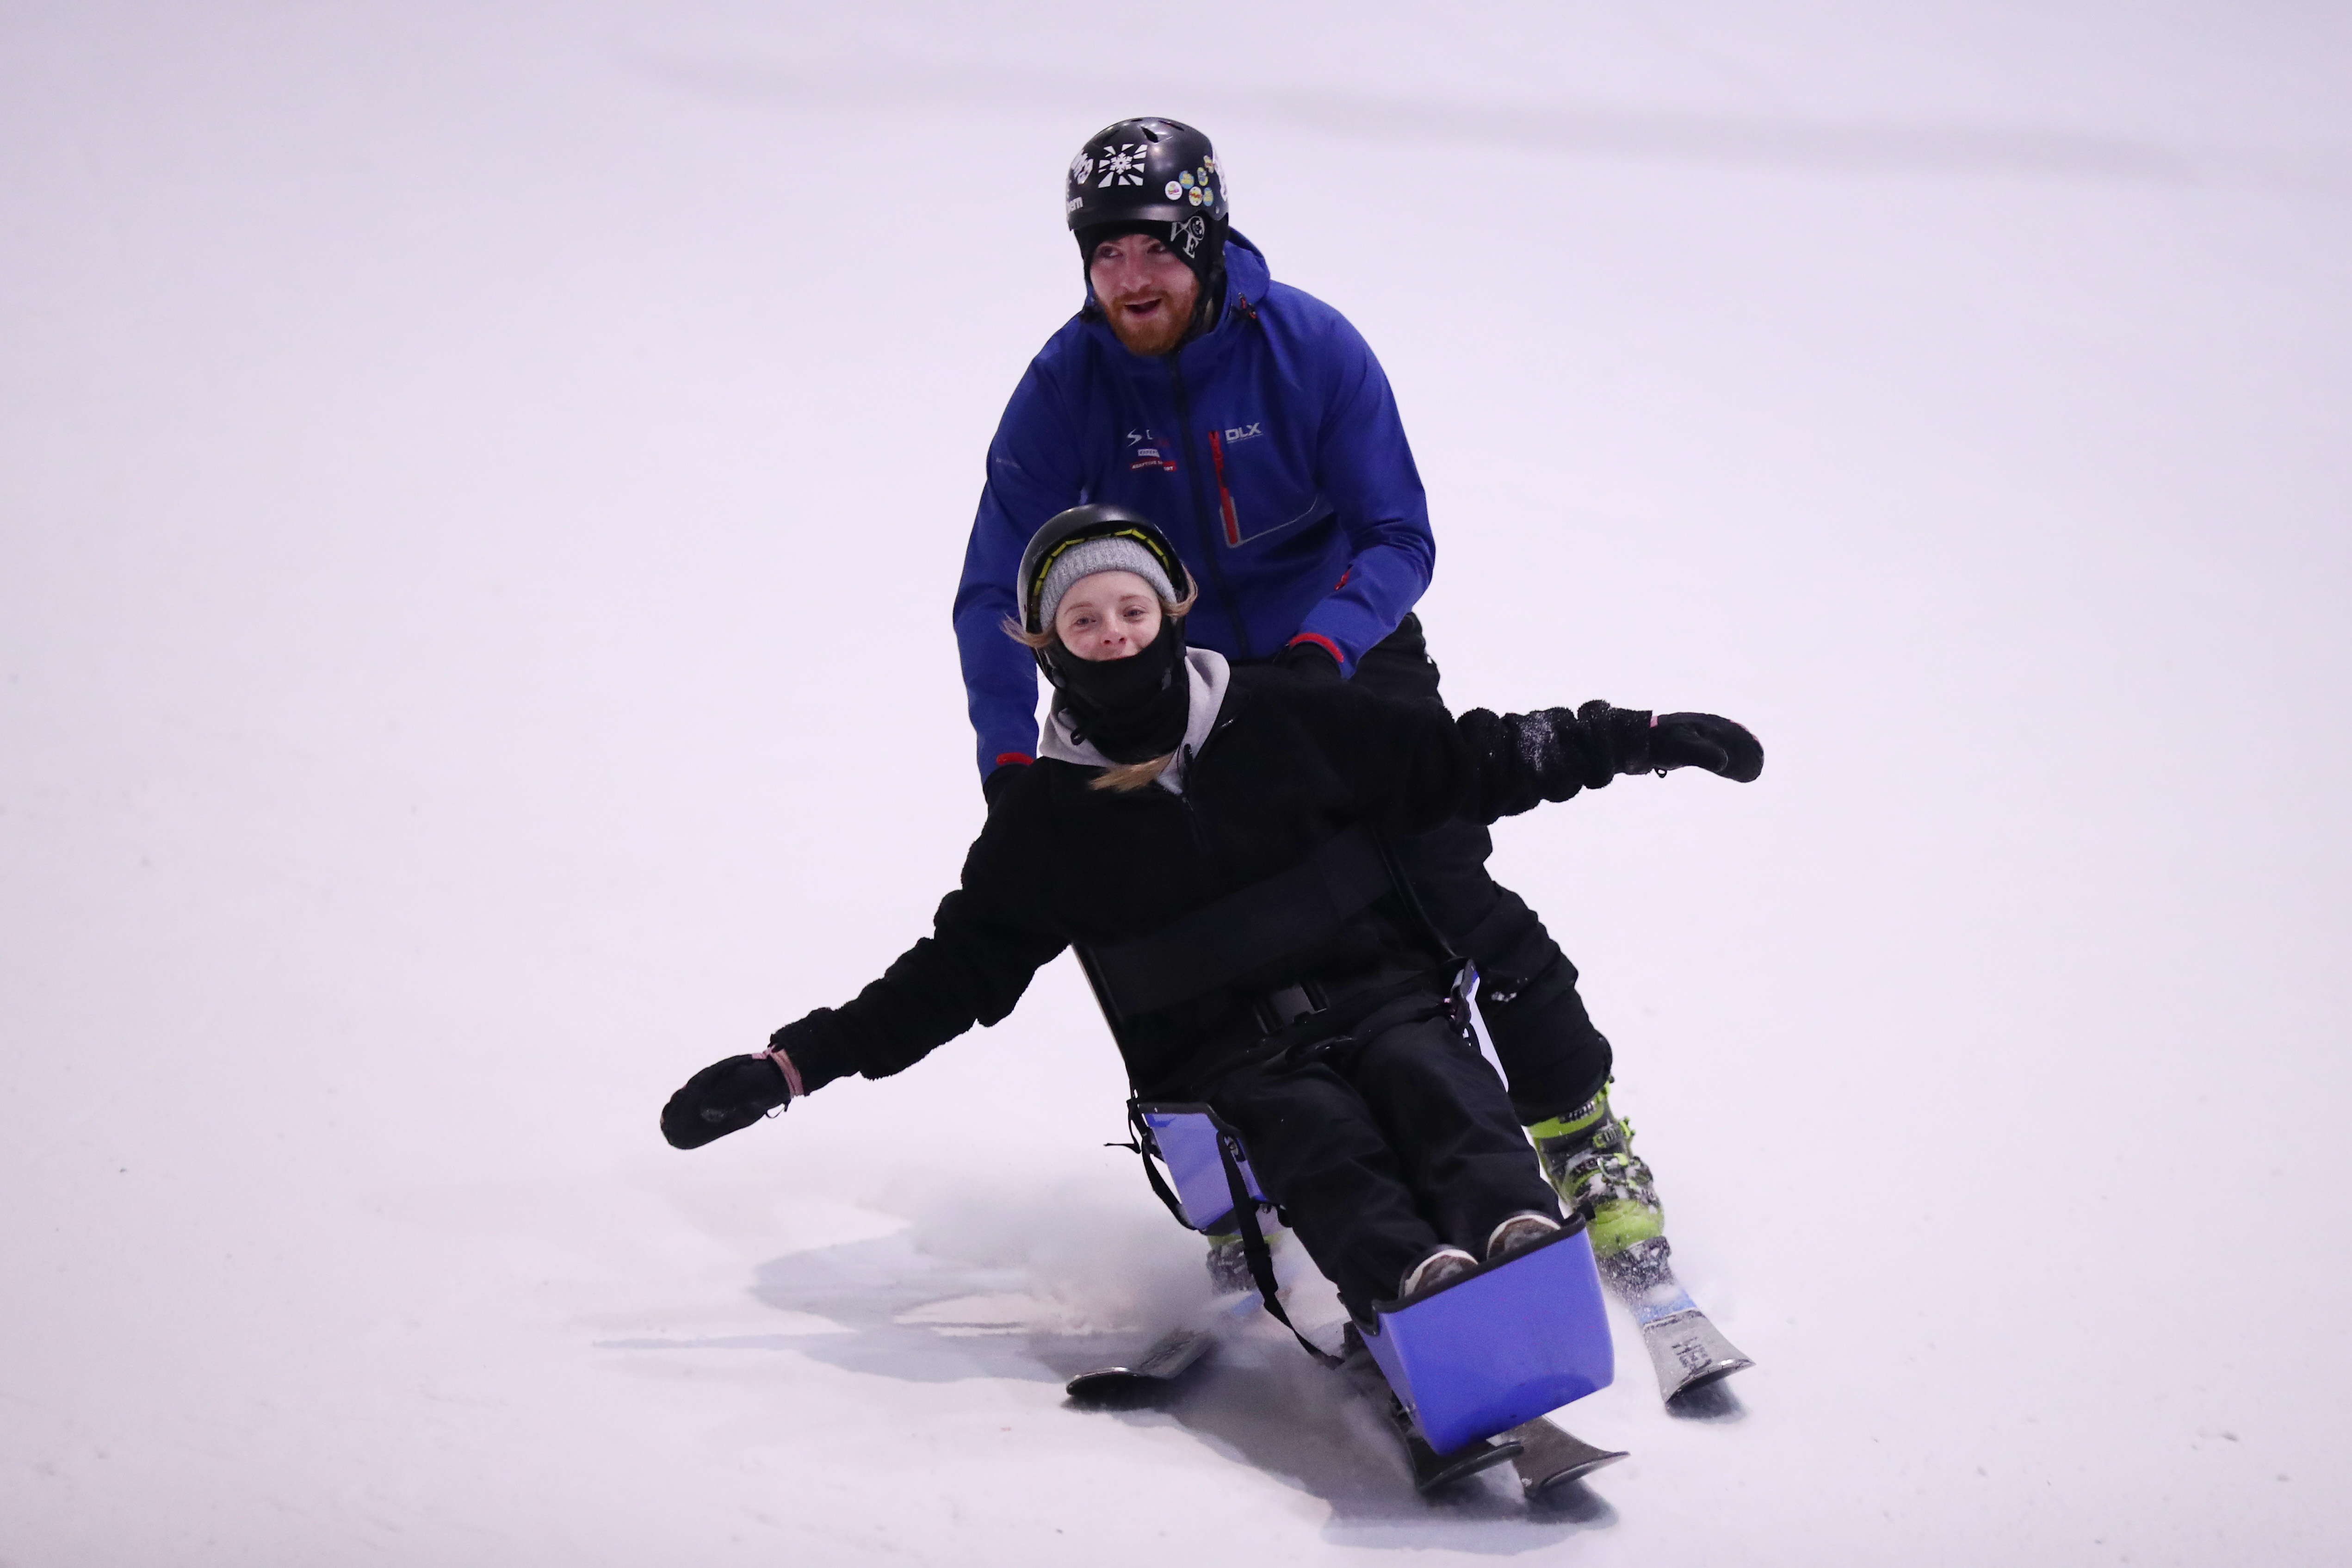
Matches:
[1064,1325,1216,1402]
[1064,1291,1256,1403]
[1599,1238,1753,1402]
[1503,1416,1627,1497]
[1380,1388,1526,1493]
[1339,1324,1619,1498]
[1072,1304,1624,1502]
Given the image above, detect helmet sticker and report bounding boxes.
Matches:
[1096,144,1145,188]
[1062,126,1225,235]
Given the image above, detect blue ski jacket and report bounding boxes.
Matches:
[952,234,1434,780]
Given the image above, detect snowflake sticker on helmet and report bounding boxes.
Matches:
[1096,144,1145,187]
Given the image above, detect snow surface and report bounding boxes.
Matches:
[4,2,2349,1562]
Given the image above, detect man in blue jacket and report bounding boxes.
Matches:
[951,118,1671,1272]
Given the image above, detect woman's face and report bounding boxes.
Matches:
[1054,570,1164,662]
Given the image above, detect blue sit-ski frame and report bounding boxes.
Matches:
[1357,1223,1615,1452]
[1129,1099,1615,1452]
[1086,856,1614,1455]
[1133,1103,1265,1231]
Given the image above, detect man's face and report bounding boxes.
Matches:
[1089,233,1199,358]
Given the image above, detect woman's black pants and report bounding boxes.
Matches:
[1204,999,1561,1314]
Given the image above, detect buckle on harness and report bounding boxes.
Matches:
[1254,981,1327,1034]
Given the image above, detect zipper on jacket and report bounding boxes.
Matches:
[1174,744,1207,853]
[1166,356,1253,658]
[1207,428,1242,546]
[1168,698,1244,855]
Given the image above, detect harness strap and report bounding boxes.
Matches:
[1213,1123,1342,1368]
[1088,824,1395,1019]
[1122,1103,1193,1229]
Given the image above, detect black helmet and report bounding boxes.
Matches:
[1065,118,1228,276]
[1016,504,1191,651]
[1019,507,1197,746]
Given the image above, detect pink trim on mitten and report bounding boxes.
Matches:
[758,1047,805,1100]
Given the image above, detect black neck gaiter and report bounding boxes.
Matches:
[1048,625,1191,764]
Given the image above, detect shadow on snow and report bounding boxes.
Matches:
[601,1227,1617,1548]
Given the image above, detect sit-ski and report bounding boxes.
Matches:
[1066,1103,1626,1500]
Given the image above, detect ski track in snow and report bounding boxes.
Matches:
[3,2,2348,1563]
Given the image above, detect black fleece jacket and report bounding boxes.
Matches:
[780,670,1656,1099]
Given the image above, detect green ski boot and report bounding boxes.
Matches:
[1527,1083,1664,1265]
[1532,1084,1756,1401]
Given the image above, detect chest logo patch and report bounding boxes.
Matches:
[1125,429,1177,473]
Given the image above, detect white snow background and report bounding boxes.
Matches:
[4,2,2348,1562]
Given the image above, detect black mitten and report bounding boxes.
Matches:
[1275,638,1343,682]
[1648,713,1765,782]
[981,759,1029,811]
[661,1054,791,1150]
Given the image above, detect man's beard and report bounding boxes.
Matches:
[1104,281,1198,357]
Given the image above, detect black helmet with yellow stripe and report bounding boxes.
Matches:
[1015,506,1193,692]
[1017,505,1191,637]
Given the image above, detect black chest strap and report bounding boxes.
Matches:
[1083,823,1396,1020]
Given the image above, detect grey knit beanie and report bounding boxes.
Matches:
[1035,535,1178,632]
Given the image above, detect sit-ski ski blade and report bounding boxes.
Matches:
[1065,1292,1260,1403]
[1065,1325,1217,1402]
[1382,1392,1525,1493]
[1503,1418,1626,1497]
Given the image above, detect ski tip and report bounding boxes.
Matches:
[1065,1369,1162,1406]
[1662,1353,1755,1407]
[1521,1446,1628,1499]
[1414,1438,1524,1494]
[1639,1308,1755,1404]
[1503,1421,1629,1499]
[1065,1328,1219,1405]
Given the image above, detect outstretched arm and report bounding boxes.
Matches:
[1293,686,1763,833]
[661,828,1067,1149]
[1448,703,1763,821]
[775,880,1065,1090]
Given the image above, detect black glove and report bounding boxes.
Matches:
[1275,638,1343,682]
[1647,712,1764,782]
[661,1054,791,1150]
[981,759,1028,810]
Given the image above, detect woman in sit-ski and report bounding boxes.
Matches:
[662,505,1762,1319]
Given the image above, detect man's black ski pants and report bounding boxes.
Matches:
[1346,614,1614,1123]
